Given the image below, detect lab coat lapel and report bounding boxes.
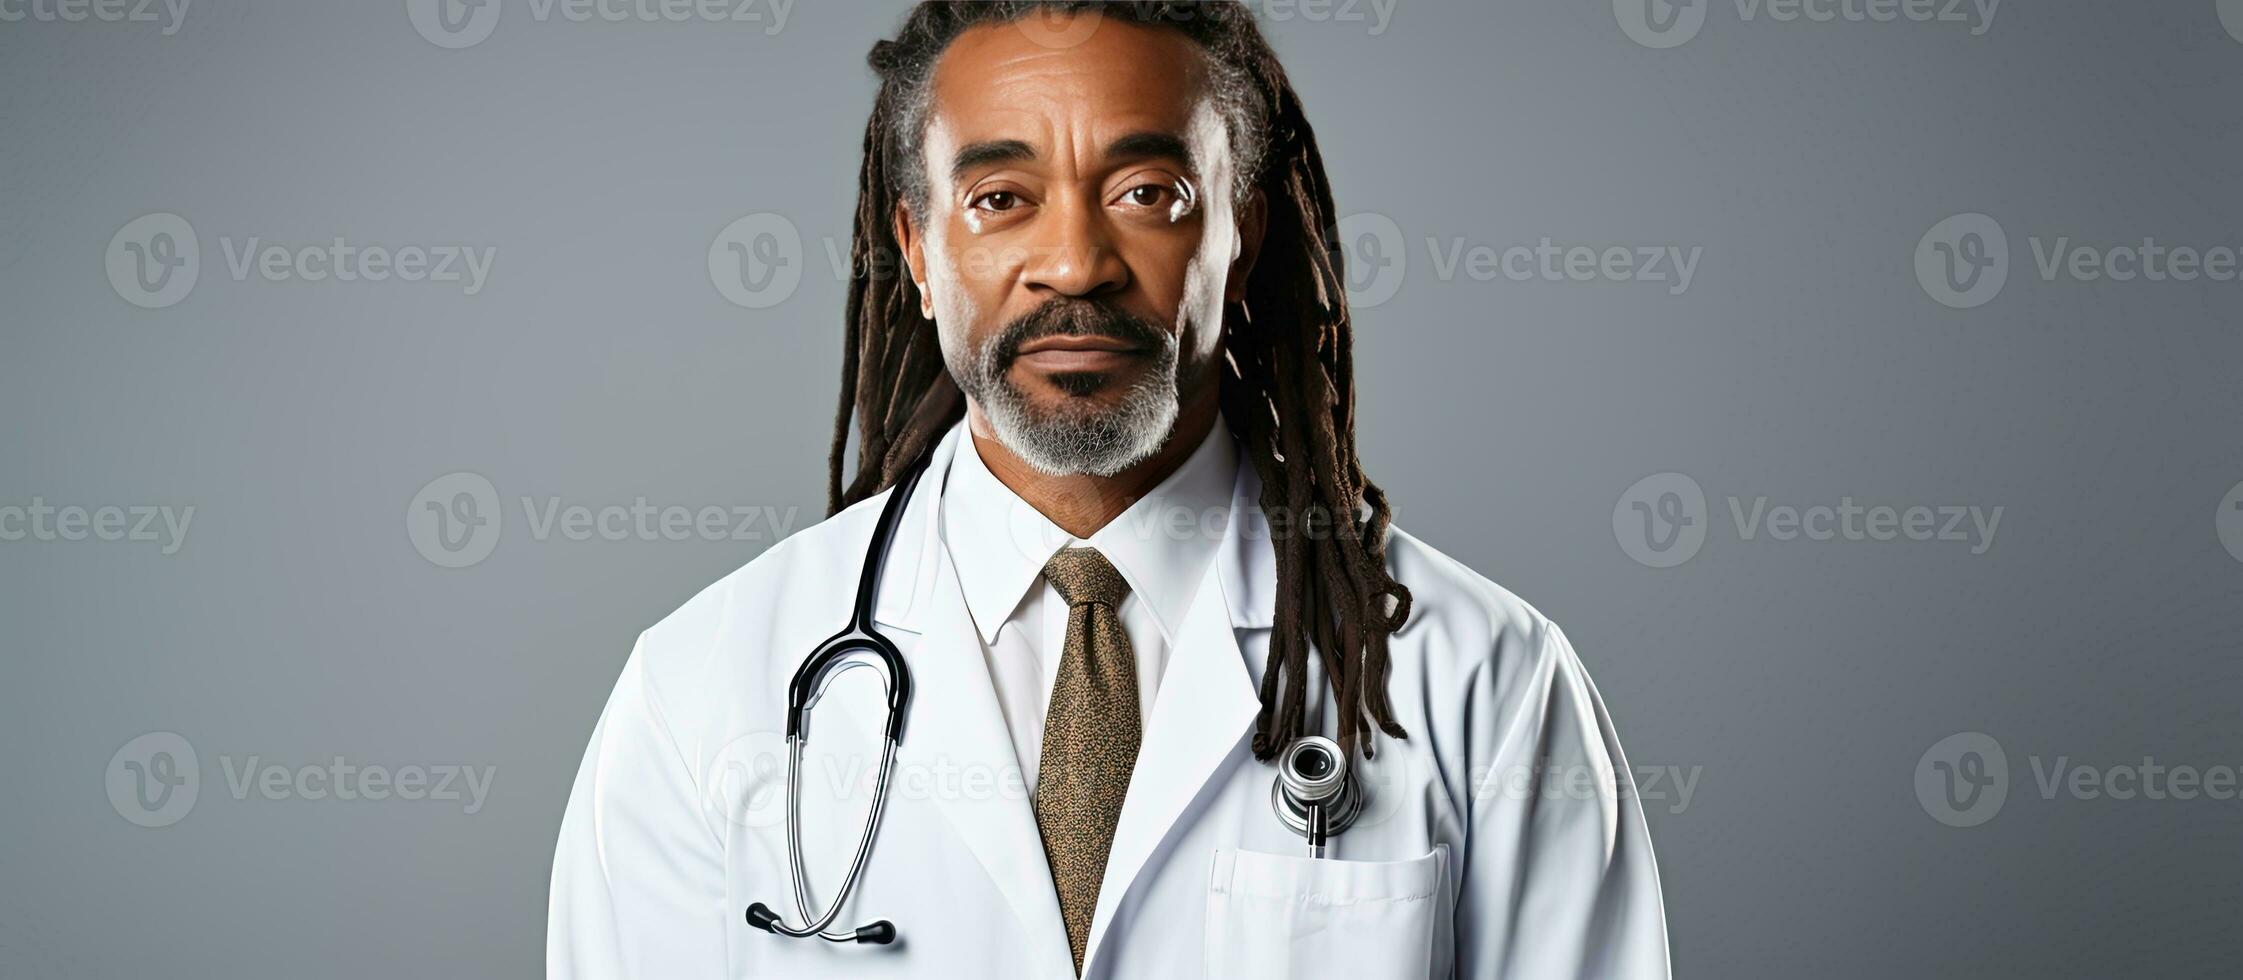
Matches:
[875,427,1076,979]
[1081,456,1267,973]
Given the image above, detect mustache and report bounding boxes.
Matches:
[992,297,1169,367]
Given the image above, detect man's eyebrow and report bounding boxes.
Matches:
[946,131,1197,185]
[1103,131,1194,172]
[949,139,1035,185]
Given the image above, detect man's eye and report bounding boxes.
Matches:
[1122,184,1171,208]
[971,191,1020,212]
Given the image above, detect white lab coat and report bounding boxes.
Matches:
[547,422,1670,979]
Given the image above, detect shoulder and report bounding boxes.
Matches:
[1371,522,1633,811]
[1376,521,1582,701]
[627,484,901,707]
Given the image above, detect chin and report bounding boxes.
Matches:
[983,382,1181,479]
[1011,359,1146,399]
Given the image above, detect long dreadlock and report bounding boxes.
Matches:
[826,1,1412,760]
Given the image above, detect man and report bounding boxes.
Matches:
[548,3,1668,977]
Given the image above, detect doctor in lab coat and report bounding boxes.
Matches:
[546,418,1669,978]
[549,3,1667,977]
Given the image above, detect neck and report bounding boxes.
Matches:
[967,389,1220,539]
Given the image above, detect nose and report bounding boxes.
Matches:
[1019,188,1129,299]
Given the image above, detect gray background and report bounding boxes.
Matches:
[6,1,2242,977]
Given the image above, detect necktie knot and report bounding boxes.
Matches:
[1042,547,1129,609]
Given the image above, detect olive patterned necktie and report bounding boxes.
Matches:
[1032,546,1140,975]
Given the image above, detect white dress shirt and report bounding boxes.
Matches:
[937,415,1241,792]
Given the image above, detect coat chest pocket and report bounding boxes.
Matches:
[1203,843,1448,980]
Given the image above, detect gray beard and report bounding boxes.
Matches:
[951,332,1182,478]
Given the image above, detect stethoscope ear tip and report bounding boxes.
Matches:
[745,903,782,933]
[746,901,896,944]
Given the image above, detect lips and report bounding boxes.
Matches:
[1009,334,1148,375]
[1015,335,1144,355]
[1013,348,1146,374]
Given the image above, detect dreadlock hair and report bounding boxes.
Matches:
[828,1,1413,760]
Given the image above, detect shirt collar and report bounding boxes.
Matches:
[939,413,1241,648]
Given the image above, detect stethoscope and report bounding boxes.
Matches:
[746,448,1364,947]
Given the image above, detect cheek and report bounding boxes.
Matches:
[1118,225,1226,314]
[922,223,988,346]
[1174,262,1225,362]
[1176,222,1238,355]
[1191,220,1239,292]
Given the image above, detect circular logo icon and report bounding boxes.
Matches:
[1613,471,1706,568]
[106,213,200,310]
[1346,740,1435,834]
[1010,4,1105,50]
[1615,0,1706,48]
[709,213,803,309]
[2220,0,2243,44]
[1915,212,2009,309]
[997,493,1069,569]
[407,471,503,568]
[107,732,200,828]
[2217,479,2243,564]
[1915,731,2008,828]
[407,0,501,49]
[708,730,792,831]
[1334,212,1406,310]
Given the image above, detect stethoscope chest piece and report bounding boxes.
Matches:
[1270,735,1364,857]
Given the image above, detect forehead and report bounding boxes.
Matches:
[927,16,1214,159]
